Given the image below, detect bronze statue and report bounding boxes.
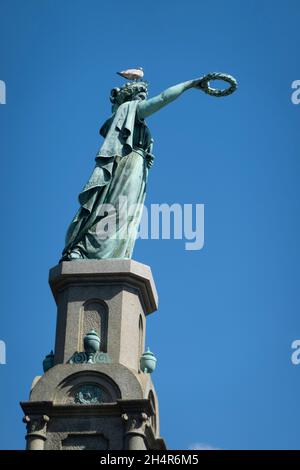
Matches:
[61,71,237,261]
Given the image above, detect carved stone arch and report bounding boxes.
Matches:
[148,390,157,435]
[54,370,122,405]
[80,299,108,352]
[138,314,144,367]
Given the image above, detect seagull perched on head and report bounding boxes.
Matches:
[117,67,144,81]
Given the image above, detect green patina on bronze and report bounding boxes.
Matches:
[42,350,54,373]
[61,72,237,261]
[74,384,103,405]
[140,348,157,374]
[69,351,111,365]
[69,329,112,364]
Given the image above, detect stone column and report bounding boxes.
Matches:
[23,415,49,450]
[122,412,150,450]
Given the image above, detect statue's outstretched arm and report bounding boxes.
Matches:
[138,79,199,119]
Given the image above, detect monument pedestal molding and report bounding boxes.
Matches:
[21,259,166,450]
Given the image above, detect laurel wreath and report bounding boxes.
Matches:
[197,72,238,97]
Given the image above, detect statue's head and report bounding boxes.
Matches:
[110,81,148,108]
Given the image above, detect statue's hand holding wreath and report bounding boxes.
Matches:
[193,72,238,97]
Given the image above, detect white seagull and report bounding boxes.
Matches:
[117,67,144,81]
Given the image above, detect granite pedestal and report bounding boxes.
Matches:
[21,259,166,450]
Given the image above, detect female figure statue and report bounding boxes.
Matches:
[60,76,219,261]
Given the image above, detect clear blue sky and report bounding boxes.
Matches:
[0,0,300,450]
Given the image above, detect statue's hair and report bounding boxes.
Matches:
[110,81,148,105]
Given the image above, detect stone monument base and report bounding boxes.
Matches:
[21,260,166,450]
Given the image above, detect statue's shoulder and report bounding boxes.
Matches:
[100,101,139,137]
